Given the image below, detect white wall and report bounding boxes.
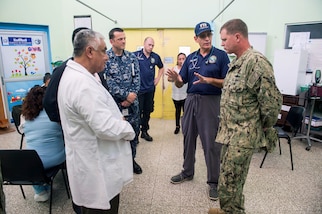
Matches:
[0,0,321,62]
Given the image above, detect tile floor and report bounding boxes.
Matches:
[0,118,322,214]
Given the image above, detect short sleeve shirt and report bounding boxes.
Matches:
[180,46,230,95]
[134,49,163,93]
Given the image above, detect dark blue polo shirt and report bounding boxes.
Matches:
[134,49,163,93]
[180,46,230,95]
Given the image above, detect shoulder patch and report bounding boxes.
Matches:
[247,71,260,88]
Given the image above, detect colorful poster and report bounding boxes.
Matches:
[0,34,46,79]
[5,80,42,113]
[0,26,51,123]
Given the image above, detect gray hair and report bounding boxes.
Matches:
[73,29,105,57]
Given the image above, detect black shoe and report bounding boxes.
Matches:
[72,201,81,214]
[133,160,142,174]
[170,173,193,184]
[141,131,153,141]
[208,186,218,201]
[174,126,180,134]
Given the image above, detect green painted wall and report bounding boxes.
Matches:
[0,0,321,62]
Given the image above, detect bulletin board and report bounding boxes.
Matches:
[284,21,322,73]
[74,15,92,29]
[0,23,51,122]
[284,21,322,49]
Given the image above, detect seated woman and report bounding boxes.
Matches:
[20,85,65,202]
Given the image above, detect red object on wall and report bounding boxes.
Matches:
[310,86,322,97]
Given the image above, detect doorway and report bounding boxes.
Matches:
[125,28,199,119]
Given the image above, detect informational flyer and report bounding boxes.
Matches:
[0,34,46,79]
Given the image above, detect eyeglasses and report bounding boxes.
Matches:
[198,32,213,39]
[91,46,107,55]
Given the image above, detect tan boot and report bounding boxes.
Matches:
[208,207,225,214]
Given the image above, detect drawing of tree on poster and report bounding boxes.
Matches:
[13,48,38,76]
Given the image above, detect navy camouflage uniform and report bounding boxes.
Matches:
[105,49,140,158]
[216,48,282,213]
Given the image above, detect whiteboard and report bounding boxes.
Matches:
[284,22,322,49]
[74,15,92,29]
[249,32,267,56]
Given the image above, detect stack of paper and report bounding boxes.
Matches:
[305,116,322,127]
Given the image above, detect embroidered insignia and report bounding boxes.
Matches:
[208,55,217,64]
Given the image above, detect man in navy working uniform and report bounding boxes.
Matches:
[105,28,142,174]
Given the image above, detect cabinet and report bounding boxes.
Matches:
[298,95,322,150]
[277,94,301,126]
[277,92,322,150]
[274,49,308,96]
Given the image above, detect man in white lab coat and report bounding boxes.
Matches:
[58,29,135,213]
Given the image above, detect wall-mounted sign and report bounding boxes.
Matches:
[74,15,92,29]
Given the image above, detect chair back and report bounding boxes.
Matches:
[0,150,50,185]
[11,105,23,135]
[11,105,25,149]
[285,106,305,136]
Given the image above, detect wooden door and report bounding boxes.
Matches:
[125,28,199,119]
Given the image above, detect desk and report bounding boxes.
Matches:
[294,96,322,151]
[277,95,300,126]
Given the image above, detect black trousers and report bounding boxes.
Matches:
[73,194,120,214]
[138,89,155,131]
[173,99,185,127]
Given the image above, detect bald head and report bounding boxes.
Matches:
[143,37,155,55]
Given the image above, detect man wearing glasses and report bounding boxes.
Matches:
[166,21,230,200]
[58,29,135,213]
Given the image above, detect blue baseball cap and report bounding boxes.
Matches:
[194,22,212,36]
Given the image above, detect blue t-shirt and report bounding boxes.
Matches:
[134,49,163,93]
[180,46,230,95]
[24,110,65,169]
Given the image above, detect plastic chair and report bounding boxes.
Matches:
[11,105,24,149]
[260,106,305,170]
[0,150,70,214]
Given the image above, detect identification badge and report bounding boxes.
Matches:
[122,108,129,116]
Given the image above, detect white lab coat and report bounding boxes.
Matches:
[58,60,135,210]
